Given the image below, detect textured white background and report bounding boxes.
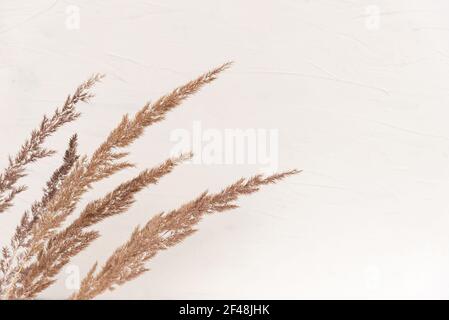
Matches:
[1,0,449,299]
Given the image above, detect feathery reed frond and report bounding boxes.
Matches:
[9,154,191,299]
[0,75,103,214]
[28,62,232,247]
[0,135,80,296]
[0,62,298,300]
[71,170,299,300]
[90,61,232,171]
[2,62,230,299]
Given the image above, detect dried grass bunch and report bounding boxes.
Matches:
[0,63,298,299]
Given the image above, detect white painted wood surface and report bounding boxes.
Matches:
[1,0,449,299]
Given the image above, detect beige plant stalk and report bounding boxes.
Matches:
[0,74,103,214]
[71,170,299,300]
[0,63,298,300]
[0,134,80,295]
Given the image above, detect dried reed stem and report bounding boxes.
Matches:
[0,135,80,296]
[0,75,103,214]
[1,63,231,298]
[1,63,298,301]
[9,154,191,299]
[71,170,299,300]
[30,62,232,245]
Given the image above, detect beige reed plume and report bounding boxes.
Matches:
[0,75,103,214]
[71,170,299,300]
[0,63,299,300]
[0,62,232,299]
[8,153,192,299]
[0,135,80,295]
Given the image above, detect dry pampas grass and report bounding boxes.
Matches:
[0,63,298,300]
[0,75,103,214]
